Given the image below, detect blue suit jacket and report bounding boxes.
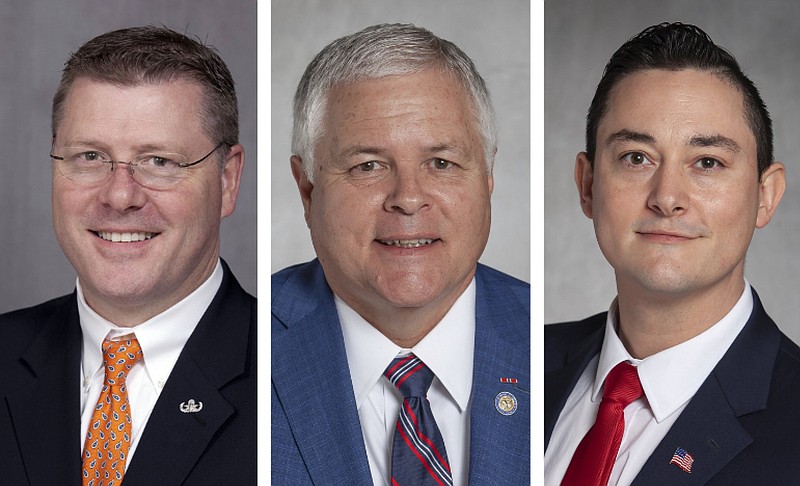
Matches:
[272,259,530,485]
[545,288,800,484]
[0,261,256,485]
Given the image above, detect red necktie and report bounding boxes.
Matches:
[562,361,643,486]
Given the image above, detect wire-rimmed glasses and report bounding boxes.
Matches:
[50,142,224,190]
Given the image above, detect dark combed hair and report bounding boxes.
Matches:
[52,26,239,152]
[586,22,773,177]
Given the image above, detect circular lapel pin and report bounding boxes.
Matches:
[495,391,518,416]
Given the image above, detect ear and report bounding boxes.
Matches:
[220,144,244,219]
[755,161,786,228]
[290,155,314,226]
[486,148,495,194]
[575,152,595,219]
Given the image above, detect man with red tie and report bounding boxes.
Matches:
[545,22,800,485]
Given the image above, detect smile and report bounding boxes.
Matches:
[377,238,436,248]
[95,231,157,243]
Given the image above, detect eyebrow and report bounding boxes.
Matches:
[688,134,741,153]
[338,143,467,159]
[339,145,387,159]
[605,129,742,153]
[604,129,656,147]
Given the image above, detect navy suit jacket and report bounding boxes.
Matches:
[272,259,530,485]
[0,261,256,485]
[545,288,800,484]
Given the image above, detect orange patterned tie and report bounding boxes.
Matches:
[82,335,143,486]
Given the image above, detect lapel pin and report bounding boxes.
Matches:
[669,447,694,473]
[495,391,517,416]
[180,399,204,413]
[499,377,518,384]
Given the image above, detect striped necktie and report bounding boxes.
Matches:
[384,354,453,486]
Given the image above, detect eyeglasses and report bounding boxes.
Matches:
[50,142,224,190]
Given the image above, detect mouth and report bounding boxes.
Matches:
[94,231,158,243]
[377,238,437,248]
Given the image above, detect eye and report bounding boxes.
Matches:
[348,160,387,179]
[695,157,721,170]
[431,158,454,170]
[355,161,378,172]
[621,151,650,166]
[139,155,181,170]
[69,150,109,165]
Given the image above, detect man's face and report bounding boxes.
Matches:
[576,69,784,299]
[52,78,243,324]
[293,69,493,322]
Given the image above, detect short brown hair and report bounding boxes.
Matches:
[52,26,239,153]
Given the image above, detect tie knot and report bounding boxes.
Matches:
[384,354,434,398]
[603,361,643,407]
[102,335,142,387]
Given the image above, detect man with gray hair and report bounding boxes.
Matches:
[272,23,529,485]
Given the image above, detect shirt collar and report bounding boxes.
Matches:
[338,278,476,412]
[595,279,753,422]
[79,259,223,386]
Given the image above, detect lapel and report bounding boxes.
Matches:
[123,262,254,485]
[632,290,779,485]
[5,294,83,486]
[544,319,604,449]
[271,261,373,484]
[468,265,530,485]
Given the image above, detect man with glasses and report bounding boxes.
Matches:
[0,26,255,484]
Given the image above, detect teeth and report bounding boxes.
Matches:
[97,231,155,243]
[380,238,434,248]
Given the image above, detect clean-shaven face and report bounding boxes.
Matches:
[579,69,778,299]
[300,69,493,321]
[52,77,240,323]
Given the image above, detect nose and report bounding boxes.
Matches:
[97,162,147,213]
[647,161,688,216]
[383,167,429,215]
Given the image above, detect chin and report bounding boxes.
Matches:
[374,274,455,309]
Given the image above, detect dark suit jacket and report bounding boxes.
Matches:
[272,259,529,485]
[545,288,800,485]
[0,260,256,485]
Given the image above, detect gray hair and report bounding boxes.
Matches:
[292,23,496,181]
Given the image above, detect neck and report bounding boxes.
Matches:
[615,275,745,359]
[338,278,473,348]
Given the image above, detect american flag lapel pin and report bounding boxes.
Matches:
[669,447,694,473]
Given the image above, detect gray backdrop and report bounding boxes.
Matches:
[0,0,256,312]
[271,0,530,283]
[545,0,800,343]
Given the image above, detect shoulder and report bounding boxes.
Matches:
[272,259,333,332]
[545,313,606,372]
[0,294,74,356]
[475,263,529,311]
[272,259,325,298]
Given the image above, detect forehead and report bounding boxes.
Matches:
[599,69,753,147]
[58,77,206,139]
[320,70,481,151]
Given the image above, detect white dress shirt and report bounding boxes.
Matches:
[338,279,476,486]
[545,280,753,486]
[79,260,223,469]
